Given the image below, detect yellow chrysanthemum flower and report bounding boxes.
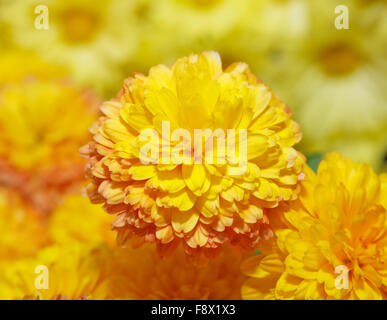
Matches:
[241,153,387,300]
[49,194,115,246]
[0,0,137,97]
[82,51,304,261]
[0,243,245,300]
[0,76,99,214]
[0,188,49,262]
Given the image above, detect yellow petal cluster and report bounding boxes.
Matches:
[242,153,387,300]
[0,243,245,300]
[0,244,112,300]
[0,69,99,213]
[82,51,304,261]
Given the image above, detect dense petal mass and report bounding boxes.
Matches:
[0,57,100,214]
[0,243,245,300]
[242,153,387,300]
[82,51,304,261]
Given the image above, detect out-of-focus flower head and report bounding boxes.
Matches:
[0,244,113,300]
[154,0,253,41]
[101,243,246,299]
[266,0,387,171]
[0,60,100,214]
[82,51,304,263]
[220,0,308,77]
[48,194,115,246]
[0,188,49,262]
[0,243,245,300]
[0,51,66,85]
[242,153,387,300]
[120,0,256,77]
[0,0,138,97]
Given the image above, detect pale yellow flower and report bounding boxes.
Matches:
[242,153,387,300]
[0,0,137,97]
[120,0,257,75]
[82,51,304,262]
[264,0,387,171]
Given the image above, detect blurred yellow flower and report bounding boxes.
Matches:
[82,51,304,262]
[220,0,308,77]
[154,0,252,41]
[241,153,387,300]
[0,76,99,214]
[0,244,113,300]
[0,188,49,262]
[119,0,256,77]
[0,51,66,86]
[0,0,137,97]
[49,194,115,246]
[0,243,245,300]
[267,0,387,171]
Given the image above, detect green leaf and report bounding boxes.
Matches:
[306,153,323,172]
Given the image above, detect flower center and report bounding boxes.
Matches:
[318,44,362,76]
[59,8,100,43]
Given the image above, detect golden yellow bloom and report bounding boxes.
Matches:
[82,51,304,261]
[0,242,245,300]
[0,188,49,262]
[0,77,99,214]
[0,244,113,300]
[242,153,387,300]
[49,194,115,246]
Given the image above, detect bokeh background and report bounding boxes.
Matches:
[0,0,385,299]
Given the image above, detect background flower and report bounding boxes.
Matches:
[0,243,246,300]
[0,0,138,97]
[0,55,100,214]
